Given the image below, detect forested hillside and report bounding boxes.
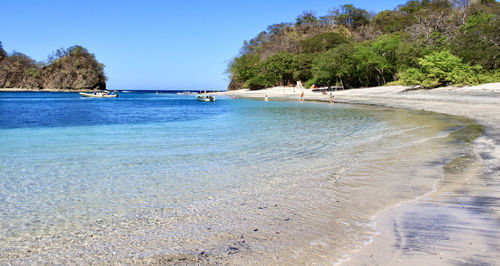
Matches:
[227,0,499,90]
[0,43,106,90]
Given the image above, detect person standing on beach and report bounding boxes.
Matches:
[300,91,304,102]
[265,95,268,101]
[330,93,335,104]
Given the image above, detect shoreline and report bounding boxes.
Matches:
[216,83,500,265]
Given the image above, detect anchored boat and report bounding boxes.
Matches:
[79,91,118,98]
[197,95,216,102]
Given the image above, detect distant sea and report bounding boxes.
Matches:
[0,91,471,264]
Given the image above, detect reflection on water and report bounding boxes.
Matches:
[0,92,472,264]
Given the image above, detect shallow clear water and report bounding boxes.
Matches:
[0,92,471,264]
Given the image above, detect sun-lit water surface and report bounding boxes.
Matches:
[0,92,470,264]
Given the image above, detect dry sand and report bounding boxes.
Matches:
[216,83,500,265]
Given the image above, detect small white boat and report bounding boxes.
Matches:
[80,91,118,98]
[197,95,215,102]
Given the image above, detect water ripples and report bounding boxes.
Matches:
[0,93,471,264]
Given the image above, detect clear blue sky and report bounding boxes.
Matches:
[1,0,406,91]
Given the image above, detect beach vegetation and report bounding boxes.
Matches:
[311,44,355,87]
[238,51,316,89]
[244,74,276,90]
[227,0,500,90]
[400,49,485,87]
[293,53,314,82]
[261,51,298,86]
[229,53,261,84]
[452,11,500,70]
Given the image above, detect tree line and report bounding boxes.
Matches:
[0,43,106,90]
[227,0,499,90]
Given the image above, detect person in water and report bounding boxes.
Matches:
[300,91,304,102]
[265,95,268,101]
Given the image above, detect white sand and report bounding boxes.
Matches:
[217,83,500,265]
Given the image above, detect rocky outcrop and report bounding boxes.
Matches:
[0,43,106,90]
[227,79,244,91]
[42,46,106,91]
[0,51,42,89]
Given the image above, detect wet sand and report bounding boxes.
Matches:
[217,83,500,265]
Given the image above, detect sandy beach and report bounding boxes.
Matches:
[217,83,500,265]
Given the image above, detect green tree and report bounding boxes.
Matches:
[399,0,428,15]
[293,53,314,82]
[311,43,356,88]
[373,10,402,33]
[295,10,319,26]
[371,33,423,80]
[452,11,500,70]
[401,49,483,88]
[229,53,261,83]
[261,51,298,86]
[227,0,499,90]
[300,32,350,53]
[310,51,336,86]
[372,34,401,77]
[333,4,371,28]
[243,74,275,90]
[394,39,424,77]
[352,43,392,86]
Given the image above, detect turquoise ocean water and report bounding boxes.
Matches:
[0,92,469,264]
